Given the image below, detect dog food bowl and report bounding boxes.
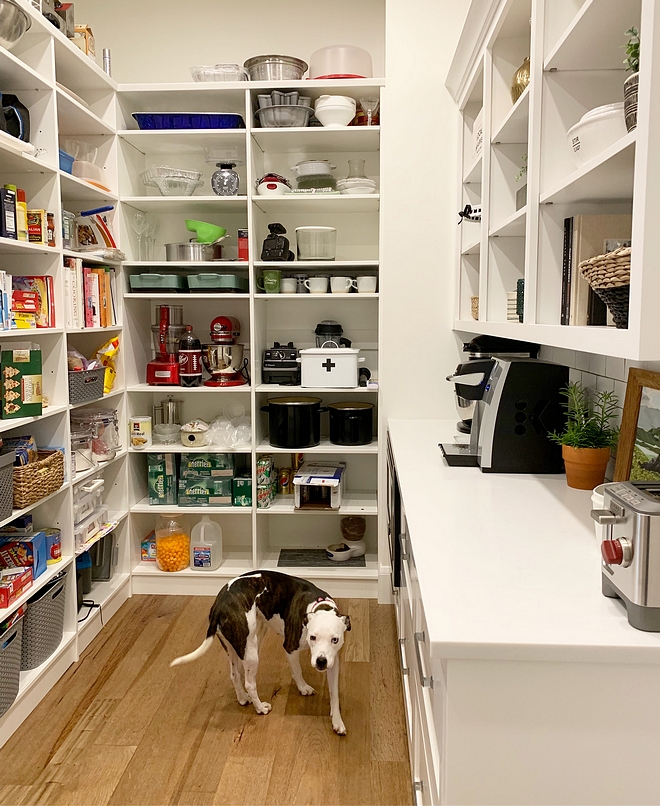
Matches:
[325,542,366,561]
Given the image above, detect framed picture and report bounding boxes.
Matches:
[614,368,660,481]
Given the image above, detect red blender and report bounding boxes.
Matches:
[202,316,247,387]
[147,305,187,385]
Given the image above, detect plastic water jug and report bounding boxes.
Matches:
[190,516,223,571]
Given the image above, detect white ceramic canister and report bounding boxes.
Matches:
[130,416,152,450]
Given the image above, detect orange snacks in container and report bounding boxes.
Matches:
[155,517,189,572]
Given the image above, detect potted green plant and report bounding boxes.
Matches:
[623,26,640,132]
[549,382,619,490]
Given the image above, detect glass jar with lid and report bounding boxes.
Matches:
[70,426,96,476]
[71,409,121,463]
[155,516,190,572]
[291,159,337,191]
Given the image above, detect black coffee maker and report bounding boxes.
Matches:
[261,223,294,261]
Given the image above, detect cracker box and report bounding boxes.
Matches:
[180,453,234,478]
[232,477,252,507]
[0,567,32,609]
[293,463,346,510]
[0,531,47,579]
[1,343,42,418]
[178,477,233,507]
[141,530,156,562]
[148,453,177,505]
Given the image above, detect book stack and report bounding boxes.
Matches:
[0,274,56,330]
[64,257,118,329]
[561,214,632,326]
[507,291,519,321]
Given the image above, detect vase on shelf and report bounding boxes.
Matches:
[510,57,530,104]
[624,72,639,132]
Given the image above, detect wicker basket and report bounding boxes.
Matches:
[13,450,65,510]
[470,296,479,320]
[579,246,631,329]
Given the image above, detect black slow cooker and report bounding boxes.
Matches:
[261,396,327,448]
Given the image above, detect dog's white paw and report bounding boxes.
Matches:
[237,696,249,706]
[255,702,272,715]
[333,722,347,736]
[298,684,316,696]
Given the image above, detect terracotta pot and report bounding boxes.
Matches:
[562,445,611,490]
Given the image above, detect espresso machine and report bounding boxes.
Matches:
[440,354,568,473]
[201,316,247,387]
[147,305,187,385]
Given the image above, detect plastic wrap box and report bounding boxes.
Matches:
[293,463,346,510]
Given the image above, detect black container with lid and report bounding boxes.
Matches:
[328,401,374,445]
[261,396,327,448]
[314,320,351,348]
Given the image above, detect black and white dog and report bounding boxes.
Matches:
[170,570,351,735]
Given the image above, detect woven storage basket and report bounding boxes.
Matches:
[470,296,479,320]
[21,569,67,671]
[579,246,631,329]
[13,449,65,509]
[0,617,23,717]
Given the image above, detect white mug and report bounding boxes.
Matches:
[280,277,297,294]
[330,276,358,294]
[304,276,329,294]
[356,275,378,293]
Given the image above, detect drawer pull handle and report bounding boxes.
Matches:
[398,637,409,675]
[400,534,408,560]
[414,631,434,688]
[413,779,424,806]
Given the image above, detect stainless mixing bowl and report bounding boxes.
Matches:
[0,0,32,51]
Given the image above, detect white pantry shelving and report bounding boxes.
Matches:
[446,0,660,360]
[0,0,384,750]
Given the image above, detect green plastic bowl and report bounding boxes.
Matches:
[185,219,226,243]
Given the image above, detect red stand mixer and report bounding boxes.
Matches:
[147,305,187,385]
[202,316,248,387]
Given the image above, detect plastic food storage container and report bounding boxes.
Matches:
[155,517,190,572]
[61,209,76,249]
[309,45,373,79]
[190,64,248,82]
[296,226,337,260]
[59,149,74,174]
[71,410,121,463]
[292,160,337,190]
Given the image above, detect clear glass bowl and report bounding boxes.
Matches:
[141,166,204,196]
[256,105,312,128]
[191,64,248,82]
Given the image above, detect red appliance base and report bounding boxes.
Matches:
[204,378,247,387]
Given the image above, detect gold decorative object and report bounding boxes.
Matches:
[510,57,530,104]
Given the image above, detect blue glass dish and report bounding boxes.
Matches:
[132,113,245,130]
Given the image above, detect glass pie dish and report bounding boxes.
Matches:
[141,165,204,196]
[190,64,249,82]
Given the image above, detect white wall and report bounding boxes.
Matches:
[74,0,385,83]
[380,0,468,420]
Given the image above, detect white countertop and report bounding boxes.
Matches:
[388,419,660,664]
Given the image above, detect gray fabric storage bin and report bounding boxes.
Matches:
[68,368,104,404]
[21,569,67,671]
[0,451,15,521]
[0,616,23,717]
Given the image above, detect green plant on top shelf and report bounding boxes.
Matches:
[624,26,640,73]
[549,382,619,449]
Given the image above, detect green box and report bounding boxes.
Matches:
[232,477,252,507]
[148,453,177,505]
[180,453,234,478]
[178,476,233,506]
[1,343,42,419]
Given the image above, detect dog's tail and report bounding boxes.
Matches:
[170,636,214,667]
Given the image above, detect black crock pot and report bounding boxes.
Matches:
[261,396,327,448]
[328,401,374,445]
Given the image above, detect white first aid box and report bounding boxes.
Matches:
[299,348,363,388]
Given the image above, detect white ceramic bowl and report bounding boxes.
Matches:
[257,180,289,196]
[315,105,356,128]
[336,179,377,195]
[567,103,627,167]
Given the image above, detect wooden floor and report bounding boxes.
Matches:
[0,595,412,806]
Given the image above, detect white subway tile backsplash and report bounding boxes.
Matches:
[606,356,626,382]
[581,372,598,390]
[596,375,615,394]
[589,354,607,377]
[575,352,591,372]
[614,380,627,427]
[569,368,582,384]
[554,348,576,368]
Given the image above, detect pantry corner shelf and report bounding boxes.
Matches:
[256,438,379,455]
[127,445,252,455]
[259,491,377,516]
[72,449,128,486]
[56,88,115,137]
[251,126,380,154]
[491,85,529,145]
[127,383,251,393]
[121,195,248,214]
[123,292,250,300]
[0,403,70,435]
[0,556,74,623]
[252,194,380,214]
[0,237,58,257]
[489,207,527,238]
[59,171,118,204]
[131,497,252,515]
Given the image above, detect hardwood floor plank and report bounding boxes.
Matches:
[96,596,213,748]
[212,757,275,806]
[336,598,370,663]
[371,761,414,806]
[369,600,409,762]
[43,745,136,806]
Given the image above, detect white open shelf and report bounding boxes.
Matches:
[0,556,74,623]
[491,86,529,145]
[489,207,527,237]
[259,491,377,515]
[252,195,380,213]
[251,126,380,153]
[256,438,378,454]
[128,383,251,393]
[131,496,252,514]
[121,196,248,213]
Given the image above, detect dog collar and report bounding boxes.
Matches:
[309,597,338,614]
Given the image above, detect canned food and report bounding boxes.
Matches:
[291,452,304,471]
[278,467,292,495]
[257,455,273,486]
[257,484,271,509]
[130,416,152,449]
